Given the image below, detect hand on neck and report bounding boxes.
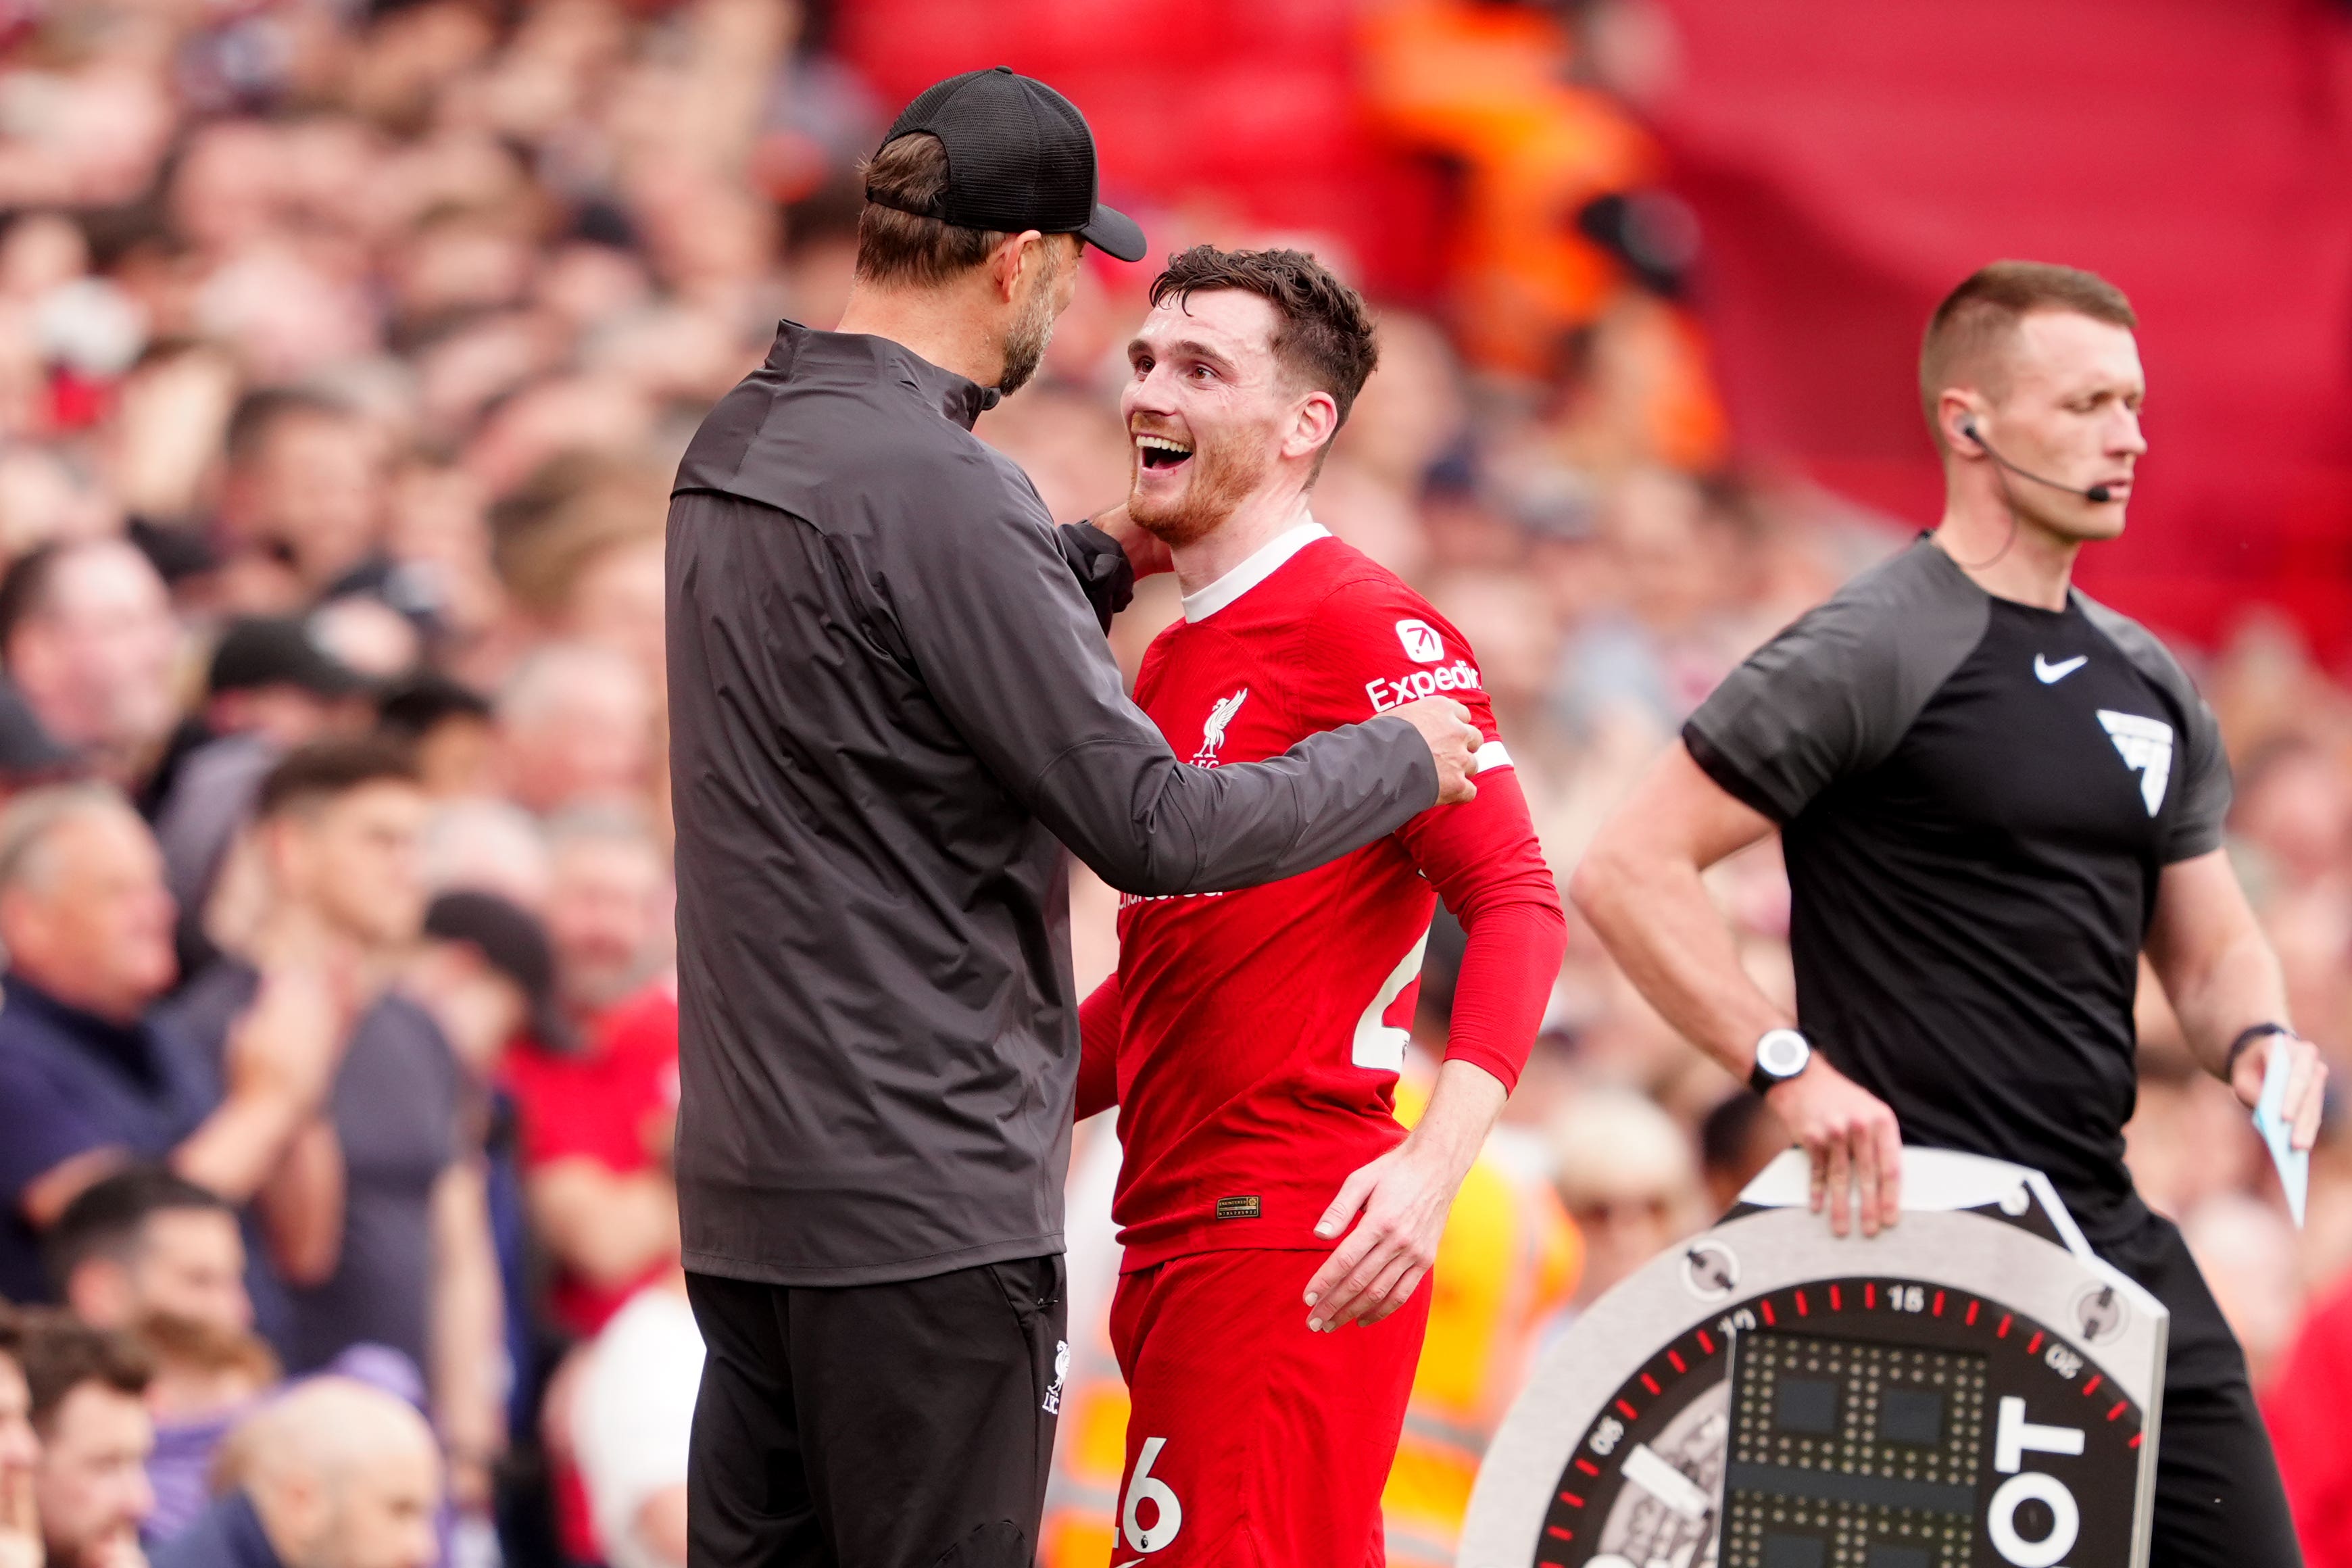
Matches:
[249,903,375,994]
[834,278,1006,390]
[1930,485,2083,612]
[1168,485,1318,600]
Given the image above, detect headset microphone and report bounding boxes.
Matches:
[1961,420,2113,504]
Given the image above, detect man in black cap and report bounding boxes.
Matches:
[668,66,1483,1568]
[418,889,574,1060]
[148,616,373,975]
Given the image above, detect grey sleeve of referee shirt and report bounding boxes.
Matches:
[892,449,1439,895]
[1684,540,1990,822]
[2077,592,2232,860]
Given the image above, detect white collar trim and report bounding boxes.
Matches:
[1181,519,1330,622]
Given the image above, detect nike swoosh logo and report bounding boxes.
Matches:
[2035,654,2088,684]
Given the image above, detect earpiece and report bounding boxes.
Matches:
[1962,421,2111,504]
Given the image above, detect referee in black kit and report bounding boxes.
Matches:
[664,68,1481,1568]
[1573,261,2324,1565]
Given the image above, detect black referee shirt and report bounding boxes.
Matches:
[666,322,1438,1287]
[1685,539,2230,1241]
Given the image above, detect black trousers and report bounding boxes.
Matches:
[685,1256,1067,1568]
[2097,1212,2303,1567]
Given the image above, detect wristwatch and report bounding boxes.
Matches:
[1748,1028,1813,1096]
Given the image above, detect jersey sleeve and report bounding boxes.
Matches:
[1399,767,1567,1092]
[1075,972,1122,1122]
[1300,576,1566,1093]
[1683,542,1988,823]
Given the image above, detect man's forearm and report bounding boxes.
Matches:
[1034,716,1438,898]
[430,1162,506,1466]
[173,1085,310,1202]
[2147,851,2298,1080]
[529,1162,679,1287]
[1571,848,1788,1078]
[2167,925,2291,1077]
[257,1117,345,1285]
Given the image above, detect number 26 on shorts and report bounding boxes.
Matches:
[1120,1436,1184,1554]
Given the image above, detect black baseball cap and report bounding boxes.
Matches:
[376,670,493,738]
[869,67,1146,263]
[423,889,576,1054]
[208,616,371,700]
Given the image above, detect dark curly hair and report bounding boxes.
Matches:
[1148,245,1380,443]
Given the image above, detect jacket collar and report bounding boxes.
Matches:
[1,971,162,1081]
[218,1490,289,1568]
[767,320,1001,430]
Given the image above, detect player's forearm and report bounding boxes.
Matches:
[1569,842,1789,1079]
[1401,1060,1509,1185]
[1398,766,1563,1092]
[1443,892,1567,1092]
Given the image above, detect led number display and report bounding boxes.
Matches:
[1461,1150,2166,1568]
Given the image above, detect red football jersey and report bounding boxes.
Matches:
[1078,523,1563,1272]
[502,983,682,1333]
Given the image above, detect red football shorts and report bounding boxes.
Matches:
[1106,1248,1432,1568]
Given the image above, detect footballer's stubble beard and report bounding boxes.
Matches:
[1128,428,1273,549]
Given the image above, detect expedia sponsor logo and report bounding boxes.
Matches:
[1214,1195,1262,1219]
[1367,661,1482,712]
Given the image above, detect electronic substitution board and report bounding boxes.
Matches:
[1459,1149,2166,1568]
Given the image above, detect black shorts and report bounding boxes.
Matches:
[2094,1211,2303,1567]
[685,1256,1067,1568]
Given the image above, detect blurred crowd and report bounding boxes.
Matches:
[0,1,2348,1567]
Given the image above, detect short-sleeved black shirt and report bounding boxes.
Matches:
[1684,539,2230,1241]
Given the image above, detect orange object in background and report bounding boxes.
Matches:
[1358,0,1659,377]
[1037,1371,1131,1568]
[1381,1075,1582,1567]
[1038,1125,1135,1568]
